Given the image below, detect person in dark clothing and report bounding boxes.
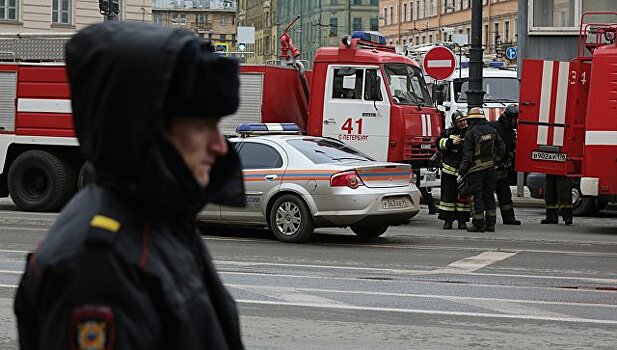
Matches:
[436,110,471,229]
[542,174,573,225]
[458,107,506,233]
[490,104,521,225]
[15,22,246,350]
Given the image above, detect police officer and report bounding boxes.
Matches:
[542,174,573,225]
[490,104,521,225]
[15,22,246,349]
[436,111,471,229]
[458,107,506,232]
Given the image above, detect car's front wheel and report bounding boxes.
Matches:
[351,224,389,238]
[269,194,314,243]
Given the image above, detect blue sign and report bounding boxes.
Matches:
[506,47,517,60]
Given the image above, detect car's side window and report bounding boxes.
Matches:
[236,142,283,169]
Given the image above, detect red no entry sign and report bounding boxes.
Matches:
[422,46,456,80]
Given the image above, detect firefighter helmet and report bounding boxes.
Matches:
[451,110,467,125]
[503,104,519,119]
[466,107,485,119]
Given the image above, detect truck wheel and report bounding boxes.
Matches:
[269,194,314,243]
[351,224,389,238]
[78,161,95,190]
[571,186,597,216]
[8,150,77,212]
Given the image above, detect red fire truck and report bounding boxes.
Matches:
[516,12,617,213]
[0,29,442,212]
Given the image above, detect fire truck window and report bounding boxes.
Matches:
[364,69,383,101]
[332,68,364,99]
[236,142,283,169]
[384,63,432,106]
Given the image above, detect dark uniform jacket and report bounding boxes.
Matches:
[490,114,516,166]
[15,22,246,350]
[458,119,506,176]
[436,127,466,176]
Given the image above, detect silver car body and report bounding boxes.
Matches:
[198,135,421,228]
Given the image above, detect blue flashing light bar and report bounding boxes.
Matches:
[236,123,301,135]
[351,31,386,45]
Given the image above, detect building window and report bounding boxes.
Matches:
[370,17,378,31]
[422,0,426,18]
[384,7,388,25]
[504,20,510,42]
[403,4,407,22]
[353,17,362,31]
[410,1,413,19]
[370,0,378,5]
[430,0,435,16]
[154,14,162,24]
[389,6,393,24]
[494,22,500,46]
[330,17,338,37]
[353,0,362,5]
[220,15,226,25]
[529,0,614,34]
[332,0,338,5]
[429,34,433,43]
[0,0,18,20]
[52,0,71,24]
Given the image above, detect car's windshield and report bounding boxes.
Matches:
[383,63,433,106]
[455,77,519,103]
[287,138,374,164]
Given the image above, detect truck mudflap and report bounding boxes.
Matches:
[515,59,589,177]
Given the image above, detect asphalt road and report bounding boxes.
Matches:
[0,198,616,349]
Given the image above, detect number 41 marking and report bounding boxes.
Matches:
[341,118,363,134]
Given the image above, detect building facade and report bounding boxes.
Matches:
[276,0,380,67]
[152,0,237,49]
[379,0,517,57]
[237,0,277,64]
[517,0,616,65]
[0,0,152,33]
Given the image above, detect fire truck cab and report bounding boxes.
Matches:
[432,66,519,128]
[516,13,617,214]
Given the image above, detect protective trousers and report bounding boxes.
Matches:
[496,169,515,220]
[438,172,470,222]
[544,174,573,221]
[467,168,497,228]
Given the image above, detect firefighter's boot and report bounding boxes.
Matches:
[541,208,559,224]
[442,221,453,230]
[562,207,573,226]
[458,221,467,230]
[485,215,496,232]
[502,216,521,225]
[467,219,485,233]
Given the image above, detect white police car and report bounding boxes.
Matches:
[198,123,421,243]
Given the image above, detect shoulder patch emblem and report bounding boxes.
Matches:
[70,305,115,350]
[90,215,121,233]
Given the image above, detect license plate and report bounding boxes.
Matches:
[382,197,410,209]
[421,144,432,150]
[531,151,567,162]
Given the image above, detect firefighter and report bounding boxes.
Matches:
[542,174,573,225]
[490,104,521,225]
[15,22,246,349]
[436,110,470,229]
[457,107,505,233]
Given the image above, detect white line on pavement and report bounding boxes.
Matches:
[438,251,519,273]
[234,299,617,325]
[226,283,617,309]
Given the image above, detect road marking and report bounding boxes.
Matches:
[203,237,617,258]
[435,251,519,273]
[234,299,617,325]
[234,285,349,307]
[227,283,617,309]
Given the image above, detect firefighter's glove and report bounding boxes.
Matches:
[456,175,464,184]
